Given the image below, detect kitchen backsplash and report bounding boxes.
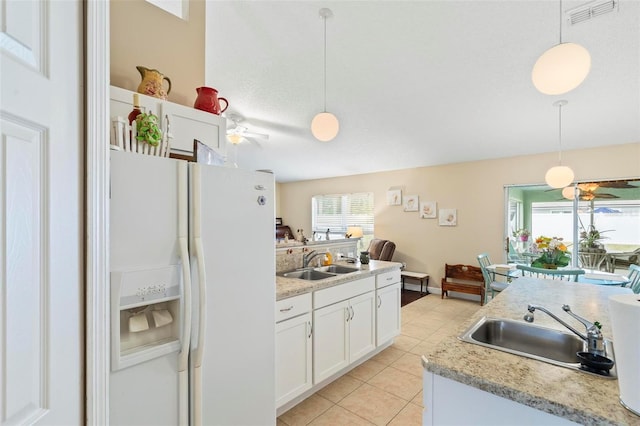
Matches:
[276,239,359,272]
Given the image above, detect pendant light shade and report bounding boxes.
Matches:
[532,0,591,95]
[311,112,339,142]
[545,100,574,189]
[546,166,575,189]
[532,42,591,95]
[562,185,580,200]
[311,8,339,142]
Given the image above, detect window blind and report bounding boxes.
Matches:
[312,192,374,235]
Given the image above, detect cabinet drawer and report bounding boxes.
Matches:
[276,293,312,323]
[314,276,375,309]
[376,270,401,288]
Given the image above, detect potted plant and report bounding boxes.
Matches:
[579,225,610,251]
[512,228,531,242]
[531,236,571,269]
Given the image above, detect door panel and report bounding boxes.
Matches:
[1,0,82,424]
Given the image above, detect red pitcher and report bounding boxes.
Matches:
[194,87,229,115]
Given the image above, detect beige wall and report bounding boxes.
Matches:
[278,143,640,288]
[110,0,205,107]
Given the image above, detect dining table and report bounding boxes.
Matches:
[577,269,630,286]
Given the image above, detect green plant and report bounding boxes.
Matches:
[531,236,571,268]
[135,112,162,146]
[579,225,610,249]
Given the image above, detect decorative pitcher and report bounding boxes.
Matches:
[136,66,171,100]
[193,86,229,115]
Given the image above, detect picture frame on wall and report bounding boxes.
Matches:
[387,189,402,206]
[439,208,457,226]
[403,195,419,212]
[420,201,437,219]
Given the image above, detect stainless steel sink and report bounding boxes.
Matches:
[281,269,335,280]
[459,317,617,378]
[316,265,360,274]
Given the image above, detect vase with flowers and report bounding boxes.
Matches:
[513,228,531,242]
[531,236,571,269]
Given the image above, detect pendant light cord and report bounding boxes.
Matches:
[558,0,563,44]
[558,102,563,165]
[323,13,327,112]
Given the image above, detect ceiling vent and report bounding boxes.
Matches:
[566,0,618,25]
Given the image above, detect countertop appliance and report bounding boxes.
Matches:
[109,150,275,425]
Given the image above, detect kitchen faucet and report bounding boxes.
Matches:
[524,304,604,356]
[302,250,328,268]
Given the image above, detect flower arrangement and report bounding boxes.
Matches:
[512,228,531,242]
[531,236,571,269]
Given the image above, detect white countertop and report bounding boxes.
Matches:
[421,277,638,425]
[275,260,401,301]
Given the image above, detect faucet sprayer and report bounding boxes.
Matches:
[524,304,604,356]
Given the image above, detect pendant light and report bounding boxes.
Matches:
[311,8,339,142]
[532,0,591,95]
[545,100,574,189]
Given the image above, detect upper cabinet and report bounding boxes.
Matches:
[110,86,226,158]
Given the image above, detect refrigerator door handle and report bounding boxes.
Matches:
[177,164,192,426]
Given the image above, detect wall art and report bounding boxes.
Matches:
[439,208,457,226]
[420,201,437,219]
[387,189,402,206]
[403,195,419,212]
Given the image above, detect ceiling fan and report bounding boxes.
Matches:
[226,113,269,147]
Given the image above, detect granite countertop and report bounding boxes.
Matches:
[421,277,638,425]
[276,260,402,301]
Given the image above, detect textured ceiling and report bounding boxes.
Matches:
[204,1,640,183]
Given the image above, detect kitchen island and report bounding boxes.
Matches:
[422,277,638,425]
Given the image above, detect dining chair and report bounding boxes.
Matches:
[516,264,585,281]
[477,253,508,302]
[625,264,640,294]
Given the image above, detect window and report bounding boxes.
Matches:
[312,193,374,244]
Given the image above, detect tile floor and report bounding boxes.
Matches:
[277,293,482,426]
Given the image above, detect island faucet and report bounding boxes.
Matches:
[524,304,604,356]
[302,250,328,268]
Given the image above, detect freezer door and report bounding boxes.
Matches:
[190,164,276,425]
[110,151,191,425]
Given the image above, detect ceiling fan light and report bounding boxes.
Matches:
[227,133,243,145]
[532,42,591,95]
[545,165,575,189]
[562,186,580,200]
[311,112,339,142]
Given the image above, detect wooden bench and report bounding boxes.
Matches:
[441,263,485,306]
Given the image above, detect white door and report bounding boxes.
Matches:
[0,0,83,424]
[275,313,312,408]
[313,300,349,383]
[376,283,401,345]
[348,292,376,362]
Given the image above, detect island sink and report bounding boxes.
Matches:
[459,317,617,379]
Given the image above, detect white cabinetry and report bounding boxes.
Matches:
[376,270,401,346]
[313,277,376,383]
[109,86,226,157]
[275,293,312,408]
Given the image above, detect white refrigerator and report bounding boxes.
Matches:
[109,150,275,425]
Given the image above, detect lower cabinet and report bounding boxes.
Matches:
[313,290,376,383]
[376,282,401,345]
[276,295,313,408]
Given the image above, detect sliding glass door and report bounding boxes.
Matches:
[505,179,640,273]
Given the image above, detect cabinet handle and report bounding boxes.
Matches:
[386,276,393,281]
[345,307,350,322]
[279,305,294,312]
[307,321,312,338]
[377,295,382,308]
[350,306,355,320]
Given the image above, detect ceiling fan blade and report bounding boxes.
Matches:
[242,131,269,139]
[244,136,263,148]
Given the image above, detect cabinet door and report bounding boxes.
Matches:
[276,313,312,407]
[376,283,401,345]
[313,300,349,383]
[348,292,376,362]
[160,102,226,155]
